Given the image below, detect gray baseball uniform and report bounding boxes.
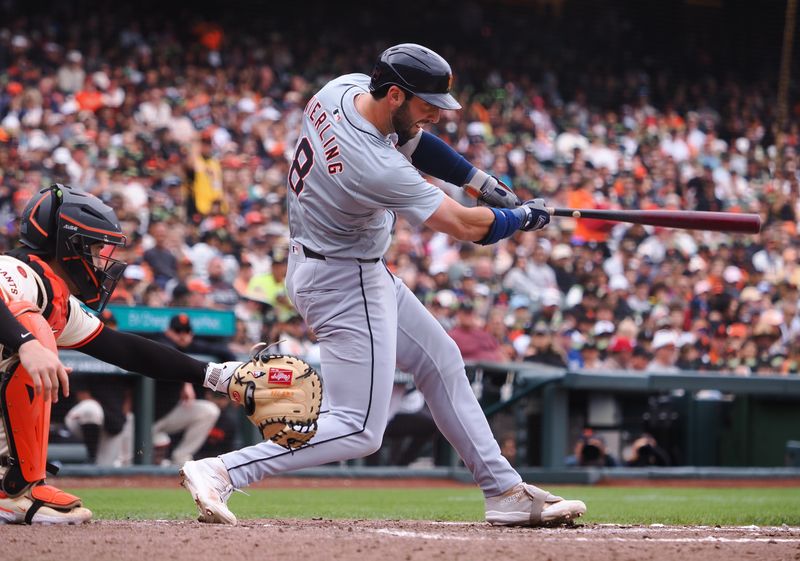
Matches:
[219,74,522,497]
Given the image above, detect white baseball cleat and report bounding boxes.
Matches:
[180,458,238,525]
[0,492,92,525]
[485,483,586,526]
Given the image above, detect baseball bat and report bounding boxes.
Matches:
[547,208,761,234]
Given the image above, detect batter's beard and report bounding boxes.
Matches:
[391,101,416,146]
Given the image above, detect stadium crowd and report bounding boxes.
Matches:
[0,2,798,383]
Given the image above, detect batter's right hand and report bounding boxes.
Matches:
[17,339,71,402]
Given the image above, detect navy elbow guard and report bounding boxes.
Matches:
[412,132,473,185]
[477,207,525,245]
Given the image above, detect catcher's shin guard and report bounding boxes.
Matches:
[0,302,72,505]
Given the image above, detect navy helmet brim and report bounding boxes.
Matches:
[416,91,461,110]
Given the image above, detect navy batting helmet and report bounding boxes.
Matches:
[20,184,127,311]
[369,43,461,110]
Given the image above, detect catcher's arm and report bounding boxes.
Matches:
[80,328,324,450]
[80,325,206,384]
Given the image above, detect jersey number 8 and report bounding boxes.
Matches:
[289,137,314,195]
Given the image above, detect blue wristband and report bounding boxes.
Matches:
[477,208,524,245]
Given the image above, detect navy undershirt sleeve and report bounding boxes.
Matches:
[78,327,206,384]
[411,131,474,185]
[0,300,33,353]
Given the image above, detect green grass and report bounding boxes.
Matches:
[67,485,800,526]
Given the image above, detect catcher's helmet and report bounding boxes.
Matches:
[19,184,127,311]
[369,43,461,110]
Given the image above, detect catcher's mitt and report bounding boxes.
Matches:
[227,349,322,450]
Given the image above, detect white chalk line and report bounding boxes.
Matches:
[367,526,800,544]
[372,529,475,541]
[571,537,800,543]
[418,521,800,533]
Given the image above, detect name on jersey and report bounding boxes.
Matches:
[0,270,19,295]
[305,97,344,175]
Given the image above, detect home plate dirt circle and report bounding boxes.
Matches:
[3,520,799,561]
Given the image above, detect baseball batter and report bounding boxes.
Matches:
[183,43,586,526]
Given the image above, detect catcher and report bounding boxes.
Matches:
[0,184,320,524]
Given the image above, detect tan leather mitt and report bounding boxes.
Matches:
[227,351,322,450]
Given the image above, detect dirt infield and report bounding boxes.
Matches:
[4,520,800,561]
[15,475,796,561]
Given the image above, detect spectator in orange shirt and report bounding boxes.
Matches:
[75,78,104,113]
[566,179,614,245]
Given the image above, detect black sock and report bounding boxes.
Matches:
[79,423,101,463]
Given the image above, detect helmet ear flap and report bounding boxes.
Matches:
[19,186,61,252]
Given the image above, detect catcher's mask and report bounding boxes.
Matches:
[19,184,127,311]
